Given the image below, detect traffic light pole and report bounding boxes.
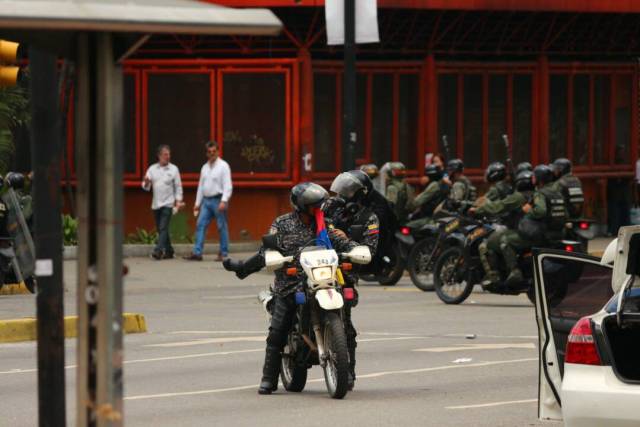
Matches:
[29,46,66,427]
[342,0,356,171]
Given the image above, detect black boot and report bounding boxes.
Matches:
[223,253,265,280]
[258,345,281,395]
[347,345,357,391]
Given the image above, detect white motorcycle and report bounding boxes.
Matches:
[261,234,371,399]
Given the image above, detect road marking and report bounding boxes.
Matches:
[124,358,536,401]
[144,336,266,348]
[446,399,537,410]
[413,343,535,352]
[0,349,264,375]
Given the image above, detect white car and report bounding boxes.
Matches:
[534,225,640,427]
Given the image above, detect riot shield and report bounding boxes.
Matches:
[1,188,35,280]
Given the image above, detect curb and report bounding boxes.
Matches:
[0,283,31,296]
[63,242,260,260]
[0,313,147,343]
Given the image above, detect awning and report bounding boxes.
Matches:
[0,0,282,35]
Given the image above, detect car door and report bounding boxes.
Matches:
[532,249,614,421]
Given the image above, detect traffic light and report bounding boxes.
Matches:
[0,39,21,88]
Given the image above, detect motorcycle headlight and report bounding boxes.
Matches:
[311,266,334,281]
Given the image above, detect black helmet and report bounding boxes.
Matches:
[5,172,25,189]
[516,162,533,174]
[533,164,554,186]
[386,162,407,178]
[514,170,534,192]
[424,164,444,181]
[447,158,464,175]
[485,162,506,183]
[359,163,379,179]
[330,170,371,202]
[552,158,572,177]
[290,182,329,213]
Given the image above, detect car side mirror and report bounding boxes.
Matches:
[262,234,278,250]
[264,250,293,270]
[343,246,371,265]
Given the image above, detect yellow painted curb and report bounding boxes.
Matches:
[0,282,31,296]
[0,313,147,343]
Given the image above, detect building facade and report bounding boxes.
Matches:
[67,1,640,239]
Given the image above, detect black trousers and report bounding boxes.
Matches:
[153,207,173,255]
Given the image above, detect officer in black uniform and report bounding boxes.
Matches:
[551,158,584,219]
[326,170,379,389]
[223,182,358,394]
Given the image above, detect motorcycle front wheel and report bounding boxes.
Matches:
[375,243,404,286]
[407,237,437,291]
[280,340,307,392]
[433,247,474,304]
[322,312,349,399]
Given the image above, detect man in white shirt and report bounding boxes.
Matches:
[142,145,184,259]
[184,141,233,261]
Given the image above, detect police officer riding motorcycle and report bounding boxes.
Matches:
[483,162,513,203]
[223,182,368,397]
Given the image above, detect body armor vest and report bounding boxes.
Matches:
[459,176,477,202]
[419,181,448,218]
[539,186,568,231]
[559,175,584,218]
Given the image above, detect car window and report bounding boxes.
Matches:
[542,257,614,320]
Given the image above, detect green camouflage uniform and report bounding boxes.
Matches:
[405,180,449,228]
[552,173,584,219]
[449,175,477,205]
[484,180,513,202]
[385,178,413,223]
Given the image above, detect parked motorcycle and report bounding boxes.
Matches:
[261,234,371,399]
[432,217,582,305]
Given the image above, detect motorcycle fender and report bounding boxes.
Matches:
[315,289,344,310]
[444,232,465,248]
[395,232,414,247]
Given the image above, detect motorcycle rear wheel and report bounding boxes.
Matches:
[407,237,437,291]
[322,312,349,399]
[375,243,404,286]
[433,247,474,304]
[280,341,308,392]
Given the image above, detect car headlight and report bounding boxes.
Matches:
[311,266,333,281]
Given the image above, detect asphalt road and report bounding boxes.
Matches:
[1,256,562,427]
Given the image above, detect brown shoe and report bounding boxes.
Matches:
[214,253,226,262]
[183,253,203,261]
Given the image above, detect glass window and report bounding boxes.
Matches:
[613,74,631,165]
[593,75,611,165]
[438,74,457,159]
[147,73,210,173]
[572,75,590,166]
[488,75,507,163]
[398,74,419,170]
[123,73,137,175]
[513,74,532,165]
[313,73,337,172]
[549,74,568,161]
[222,73,286,174]
[371,74,393,166]
[463,74,483,168]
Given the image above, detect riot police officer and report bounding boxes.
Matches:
[470,170,534,285]
[484,162,513,202]
[515,162,533,175]
[406,164,450,227]
[500,165,567,286]
[551,158,584,219]
[384,162,414,223]
[223,182,358,394]
[327,170,379,389]
[447,159,477,206]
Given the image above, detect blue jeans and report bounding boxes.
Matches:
[193,196,229,256]
[153,207,173,255]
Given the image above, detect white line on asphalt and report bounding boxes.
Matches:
[0,349,264,375]
[144,336,266,348]
[124,358,537,401]
[413,343,535,352]
[446,399,537,410]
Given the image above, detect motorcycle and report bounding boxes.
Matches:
[261,234,371,399]
[432,216,583,305]
[565,218,595,250]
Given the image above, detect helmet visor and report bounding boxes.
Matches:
[330,173,362,200]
